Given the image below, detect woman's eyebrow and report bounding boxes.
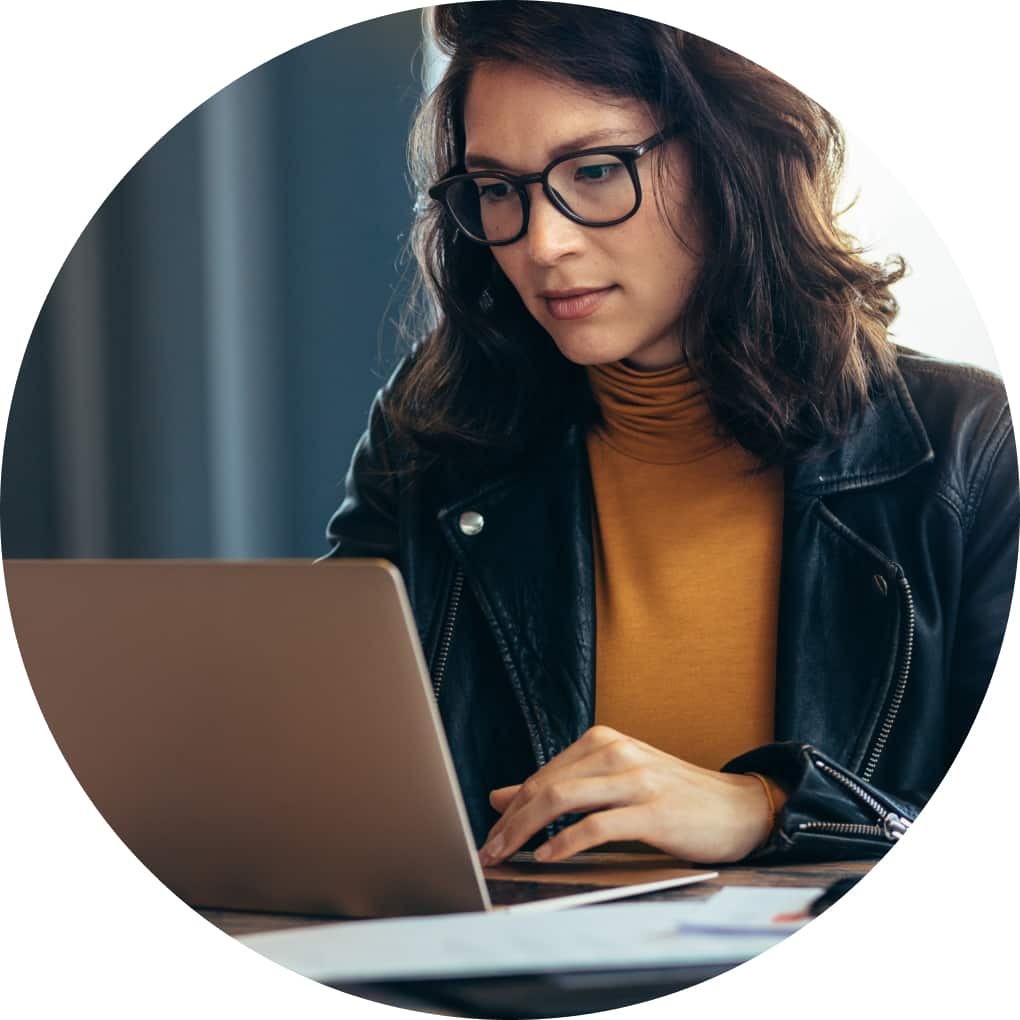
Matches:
[464,127,636,172]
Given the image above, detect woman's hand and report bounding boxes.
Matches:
[478,725,772,866]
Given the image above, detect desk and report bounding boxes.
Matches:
[200,857,873,1018]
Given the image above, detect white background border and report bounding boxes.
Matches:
[2,2,1017,1017]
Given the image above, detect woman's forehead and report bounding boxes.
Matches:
[462,61,655,170]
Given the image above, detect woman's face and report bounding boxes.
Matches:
[462,61,704,370]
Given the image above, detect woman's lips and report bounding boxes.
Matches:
[542,286,616,320]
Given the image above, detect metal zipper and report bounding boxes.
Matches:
[799,758,911,841]
[861,572,916,783]
[506,661,549,772]
[431,566,549,772]
[813,504,916,784]
[431,568,465,701]
[798,821,885,838]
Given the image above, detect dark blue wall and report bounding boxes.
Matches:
[1,10,423,558]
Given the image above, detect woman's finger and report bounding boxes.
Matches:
[495,725,635,796]
[489,785,521,813]
[533,805,651,862]
[479,770,657,865]
[484,735,656,846]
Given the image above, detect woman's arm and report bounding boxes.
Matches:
[323,380,403,563]
[718,743,917,862]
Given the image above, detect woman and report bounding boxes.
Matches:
[326,2,1018,865]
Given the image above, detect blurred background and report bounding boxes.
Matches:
[0,7,998,560]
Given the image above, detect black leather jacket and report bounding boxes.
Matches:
[325,348,1018,863]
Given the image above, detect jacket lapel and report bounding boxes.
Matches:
[775,369,933,765]
[773,490,904,767]
[437,424,596,762]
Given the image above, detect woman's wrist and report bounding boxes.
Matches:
[743,771,789,851]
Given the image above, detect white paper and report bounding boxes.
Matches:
[239,886,823,982]
[675,886,822,935]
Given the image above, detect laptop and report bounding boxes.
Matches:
[3,559,714,917]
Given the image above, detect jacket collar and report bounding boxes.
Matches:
[785,364,934,496]
[441,359,935,510]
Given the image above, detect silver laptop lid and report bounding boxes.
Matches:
[4,558,491,917]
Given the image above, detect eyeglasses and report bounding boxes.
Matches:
[427,130,674,246]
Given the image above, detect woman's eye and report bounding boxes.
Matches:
[477,181,513,203]
[575,163,620,183]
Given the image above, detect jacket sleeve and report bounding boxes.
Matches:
[722,409,1019,863]
[322,383,403,564]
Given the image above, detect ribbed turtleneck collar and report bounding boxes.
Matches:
[585,359,728,465]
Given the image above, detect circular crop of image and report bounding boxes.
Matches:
[2,4,1015,1018]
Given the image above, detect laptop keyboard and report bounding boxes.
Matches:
[485,879,604,907]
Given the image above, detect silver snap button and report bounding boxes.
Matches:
[873,574,888,597]
[459,511,484,536]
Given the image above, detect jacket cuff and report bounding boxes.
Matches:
[722,742,918,863]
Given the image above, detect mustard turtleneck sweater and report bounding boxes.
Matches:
[585,358,785,771]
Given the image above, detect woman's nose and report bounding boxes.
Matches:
[523,185,585,264]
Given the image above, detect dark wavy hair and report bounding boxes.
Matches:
[386,1,905,471]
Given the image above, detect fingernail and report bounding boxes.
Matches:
[534,843,551,861]
[484,834,504,861]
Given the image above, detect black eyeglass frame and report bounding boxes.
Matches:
[427,128,676,247]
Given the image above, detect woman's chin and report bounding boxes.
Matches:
[546,330,634,368]
[549,334,683,370]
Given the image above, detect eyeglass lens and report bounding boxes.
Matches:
[446,153,636,242]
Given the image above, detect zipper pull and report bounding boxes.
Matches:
[882,813,911,840]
